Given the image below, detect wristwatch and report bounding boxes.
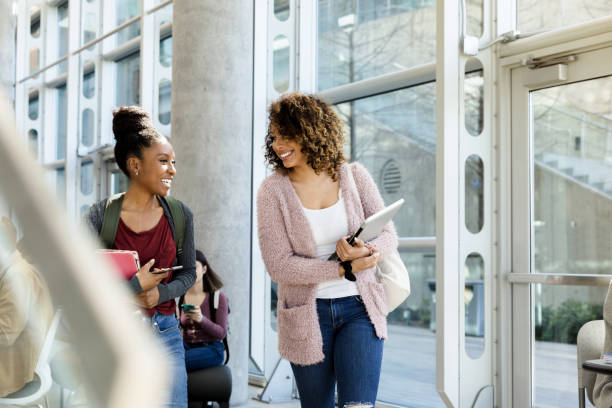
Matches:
[341,260,356,282]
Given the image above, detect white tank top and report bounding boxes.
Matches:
[302,189,360,299]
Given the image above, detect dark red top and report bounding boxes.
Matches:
[114,215,177,316]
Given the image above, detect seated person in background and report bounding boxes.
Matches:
[0,216,53,397]
[593,281,612,408]
[179,250,228,372]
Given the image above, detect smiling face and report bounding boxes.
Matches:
[128,138,176,196]
[270,125,307,170]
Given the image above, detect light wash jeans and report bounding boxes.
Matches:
[290,296,384,408]
[150,312,188,408]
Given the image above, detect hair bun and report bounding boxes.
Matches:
[112,106,153,142]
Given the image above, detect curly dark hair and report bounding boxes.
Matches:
[112,106,166,177]
[264,92,345,181]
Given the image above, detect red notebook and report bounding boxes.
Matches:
[97,249,140,280]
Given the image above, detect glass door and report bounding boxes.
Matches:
[510,46,612,408]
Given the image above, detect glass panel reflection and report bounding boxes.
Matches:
[158,80,171,125]
[57,3,69,74]
[274,0,290,21]
[28,129,38,158]
[518,0,612,33]
[30,7,40,38]
[465,62,483,137]
[29,47,39,74]
[465,253,484,359]
[317,0,435,90]
[532,76,612,275]
[82,0,99,48]
[56,167,66,199]
[273,35,290,93]
[160,36,172,68]
[110,171,129,195]
[81,109,95,147]
[336,83,436,237]
[80,161,94,195]
[83,69,95,99]
[28,89,39,120]
[465,154,483,234]
[466,0,483,38]
[379,250,443,406]
[56,86,67,161]
[115,53,140,106]
[533,284,605,408]
[115,0,141,44]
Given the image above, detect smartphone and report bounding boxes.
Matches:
[151,265,183,274]
[180,304,195,311]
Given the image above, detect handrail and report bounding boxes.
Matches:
[398,237,436,251]
[507,273,612,286]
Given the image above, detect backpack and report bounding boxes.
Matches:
[99,193,185,260]
[179,290,230,365]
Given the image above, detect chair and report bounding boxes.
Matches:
[187,365,232,408]
[577,319,605,408]
[0,309,62,407]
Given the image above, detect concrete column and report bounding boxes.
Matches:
[0,1,16,107]
[170,2,253,406]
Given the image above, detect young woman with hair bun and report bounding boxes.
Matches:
[84,106,195,407]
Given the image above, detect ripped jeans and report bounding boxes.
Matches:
[290,296,383,408]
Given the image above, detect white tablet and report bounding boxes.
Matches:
[328,198,404,261]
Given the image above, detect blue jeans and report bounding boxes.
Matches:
[290,296,384,408]
[183,340,224,372]
[151,312,188,408]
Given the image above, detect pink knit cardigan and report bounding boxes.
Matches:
[256,162,398,365]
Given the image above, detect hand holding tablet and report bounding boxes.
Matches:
[329,198,404,263]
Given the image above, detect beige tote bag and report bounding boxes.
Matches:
[347,164,411,312]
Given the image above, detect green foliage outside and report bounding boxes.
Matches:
[536,298,603,344]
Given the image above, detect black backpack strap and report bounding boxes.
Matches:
[99,193,126,248]
[158,195,185,259]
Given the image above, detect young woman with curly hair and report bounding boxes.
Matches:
[257,92,398,408]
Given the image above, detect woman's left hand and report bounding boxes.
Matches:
[186,308,203,323]
[336,237,370,261]
[135,287,160,309]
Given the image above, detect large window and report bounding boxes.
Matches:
[15,2,172,214]
[317,0,436,90]
[511,47,612,408]
[115,0,141,44]
[337,85,436,237]
[518,0,612,33]
[533,76,612,276]
[336,84,441,406]
[530,75,612,407]
[115,52,140,107]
